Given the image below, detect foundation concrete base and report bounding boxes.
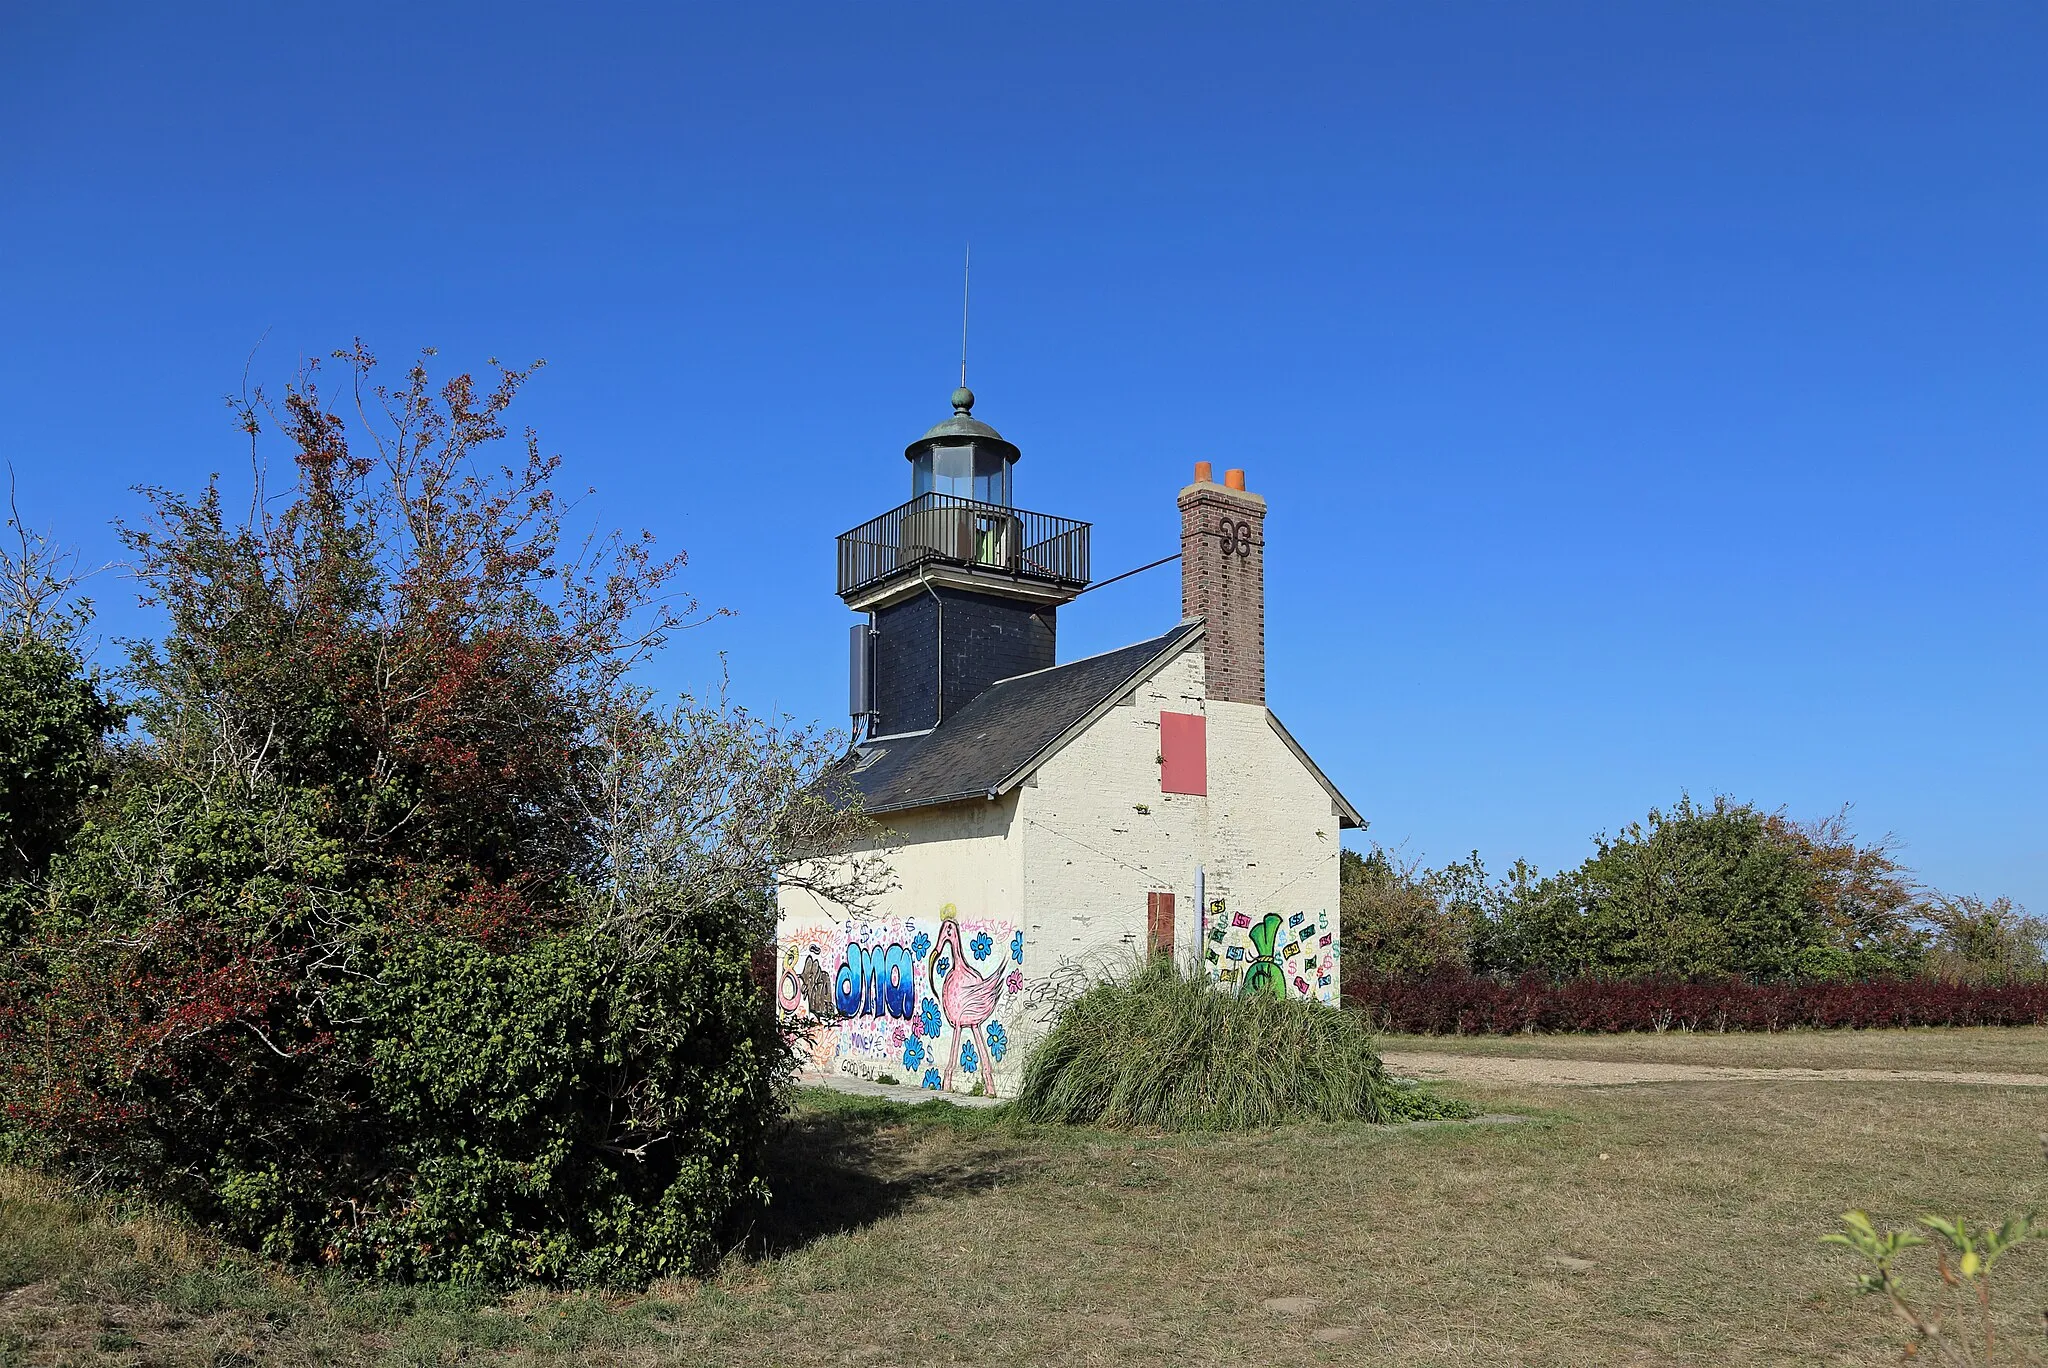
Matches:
[799,1071,1004,1109]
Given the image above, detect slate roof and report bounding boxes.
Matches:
[834,621,1204,816]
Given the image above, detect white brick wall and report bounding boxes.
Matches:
[776,790,1024,931]
[1017,647,1210,971]
[776,635,1347,1078]
[1013,639,1343,1050]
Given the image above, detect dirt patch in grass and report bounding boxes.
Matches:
[3,1063,2044,1366]
[1377,1023,2048,1074]
[1384,1049,2048,1088]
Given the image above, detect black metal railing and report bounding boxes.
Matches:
[837,493,1091,599]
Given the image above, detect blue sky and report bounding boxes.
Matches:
[2,4,2043,908]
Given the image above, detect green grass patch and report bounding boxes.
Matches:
[1014,957,1473,1129]
[787,1086,1009,1133]
[5,1051,2046,1365]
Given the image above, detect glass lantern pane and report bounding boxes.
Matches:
[932,443,974,496]
[972,447,1010,506]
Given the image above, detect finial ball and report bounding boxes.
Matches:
[950,386,975,414]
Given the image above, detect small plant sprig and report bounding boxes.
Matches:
[1822,1209,2042,1365]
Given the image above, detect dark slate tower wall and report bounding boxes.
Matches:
[940,588,1057,718]
[872,587,1057,734]
[872,593,939,735]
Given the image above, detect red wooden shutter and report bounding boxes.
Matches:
[1147,891,1176,958]
[1159,711,1207,795]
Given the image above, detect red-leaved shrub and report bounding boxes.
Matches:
[1347,968,2048,1034]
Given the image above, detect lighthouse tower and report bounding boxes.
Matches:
[836,387,1092,737]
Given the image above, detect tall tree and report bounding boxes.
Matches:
[0,485,118,944]
[1,346,880,1284]
[1478,796,1925,981]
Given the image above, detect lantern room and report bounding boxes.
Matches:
[905,386,1018,506]
[835,384,1093,735]
[836,386,1089,610]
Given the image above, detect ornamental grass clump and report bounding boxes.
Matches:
[1014,957,1469,1130]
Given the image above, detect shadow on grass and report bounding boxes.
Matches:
[740,1090,1025,1259]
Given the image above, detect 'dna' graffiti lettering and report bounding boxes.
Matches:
[833,942,919,1020]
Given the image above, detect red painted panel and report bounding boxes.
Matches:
[1159,711,1207,796]
[1147,891,1176,957]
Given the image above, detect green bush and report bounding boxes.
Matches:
[338,918,780,1284]
[1923,895,2048,983]
[1479,797,1816,979]
[1340,847,1443,976]
[8,713,785,1289]
[1342,799,2025,987]
[1014,958,1470,1130]
[0,634,117,946]
[1475,796,1924,982]
[0,349,868,1286]
[1339,845,1499,977]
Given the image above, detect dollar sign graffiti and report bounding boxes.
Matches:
[1240,913,1287,1001]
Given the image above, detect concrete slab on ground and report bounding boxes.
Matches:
[800,1072,1004,1108]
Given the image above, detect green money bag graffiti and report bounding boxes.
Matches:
[1240,913,1288,1001]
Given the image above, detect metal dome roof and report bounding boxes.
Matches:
[902,386,1021,464]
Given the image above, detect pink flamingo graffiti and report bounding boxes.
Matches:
[927,908,1011,1097]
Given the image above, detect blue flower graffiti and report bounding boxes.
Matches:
[920,999,942,1038]
[902,1035,924,1072]
[960,1039,979,1074]
[970,930,993,961]
[911,930,931,960]
[1010,930,1024,964]
[922,1069,942,1090]
[987,1020,1008,1062]
[935,955,951,977]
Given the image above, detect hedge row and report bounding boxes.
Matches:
[1345,970,2048,1034]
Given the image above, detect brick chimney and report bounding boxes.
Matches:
[1178,463,1265,705]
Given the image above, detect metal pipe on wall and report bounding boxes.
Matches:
[920,578,944,722]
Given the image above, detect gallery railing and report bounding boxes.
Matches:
[837,493,1091,599]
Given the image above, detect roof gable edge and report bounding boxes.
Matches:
[1264,708,1365,829]
[984,621,1206,799]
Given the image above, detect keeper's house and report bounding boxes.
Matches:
[774,386,1361,1096]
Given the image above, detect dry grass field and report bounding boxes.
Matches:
[3,1027,2046,1367]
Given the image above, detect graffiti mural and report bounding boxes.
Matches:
[1020,954,1092,1026]
[1203,899,1337,1005]
[778,904,1024,1097]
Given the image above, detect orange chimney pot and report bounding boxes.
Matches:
[1192,460,1213,483]
[1224,468,1246,491]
